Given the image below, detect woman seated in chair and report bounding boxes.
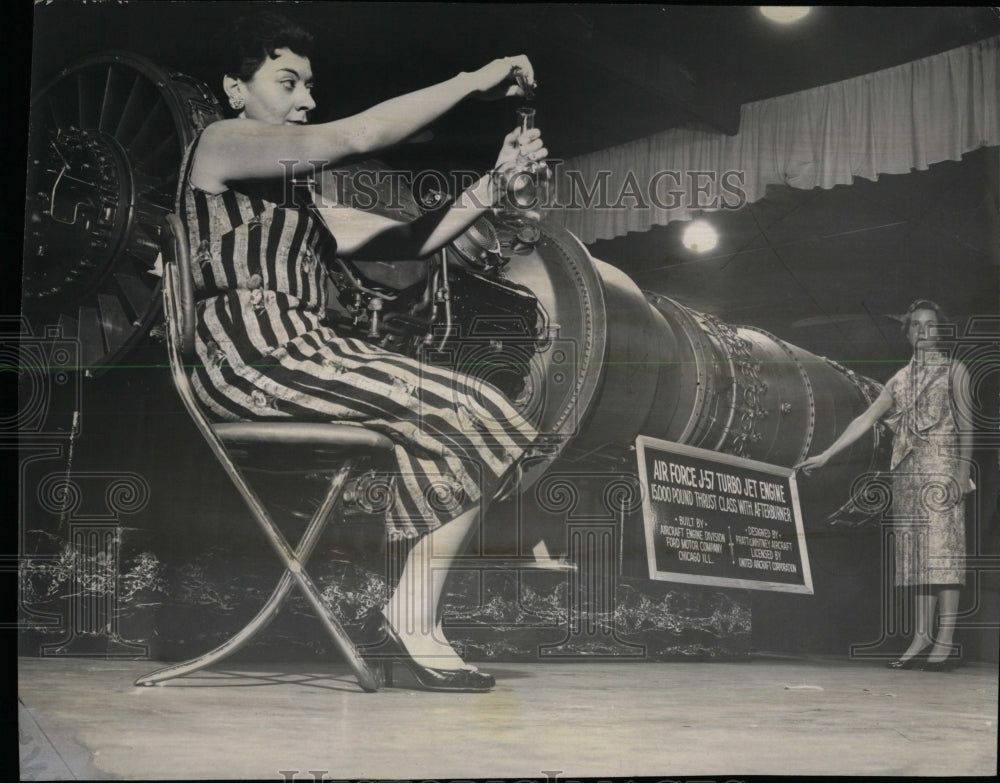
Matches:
[180,11,548,692]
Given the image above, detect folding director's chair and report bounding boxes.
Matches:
[135,214,391,692]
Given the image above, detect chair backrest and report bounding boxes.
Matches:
[158,213,196,363]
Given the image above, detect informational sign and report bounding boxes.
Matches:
[633,435,813,593]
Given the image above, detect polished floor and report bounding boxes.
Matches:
[18,655,998,780]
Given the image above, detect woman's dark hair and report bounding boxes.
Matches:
[901,299,949,334]
[222,11,315,82]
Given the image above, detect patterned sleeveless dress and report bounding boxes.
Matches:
[177,134,538,540]
[883,351,967,587]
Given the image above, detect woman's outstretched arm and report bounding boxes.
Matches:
[320,127,545,259]
[795,385,894,474]
[319,174,495,260]
[194,57,534,190]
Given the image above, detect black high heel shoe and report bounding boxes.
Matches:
[359,613,495,692]
[886,642,933,670]
[886,653,929,670]
[921,654,961,672]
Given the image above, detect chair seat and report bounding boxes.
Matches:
[215,422,395,452]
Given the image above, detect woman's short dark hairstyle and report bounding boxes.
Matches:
[222,11,315,82]
[901,299,949,334]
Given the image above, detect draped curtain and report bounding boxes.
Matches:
[547,36,1000,244]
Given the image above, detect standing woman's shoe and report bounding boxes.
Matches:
[921,657,960,672]
[359,612,495,692]
[886,642,932,670]
[886,654,928,670]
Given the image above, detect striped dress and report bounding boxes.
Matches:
[178,135,538,540]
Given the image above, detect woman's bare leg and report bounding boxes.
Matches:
[927,588,960,663]
[899,592,936,661]
[384,507,479,670]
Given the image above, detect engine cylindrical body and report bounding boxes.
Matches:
[503,219,887,524]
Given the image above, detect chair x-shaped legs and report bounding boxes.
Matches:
[135,437,388,691]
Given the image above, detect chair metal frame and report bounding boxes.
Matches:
[135,214,389,691]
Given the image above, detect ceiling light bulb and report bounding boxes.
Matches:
[682,220,718,253]
[760,7,811,24]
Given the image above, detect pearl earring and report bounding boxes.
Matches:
[230,95,245,111]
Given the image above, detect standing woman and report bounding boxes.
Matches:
[796,300,974,671]
[181,11,548,691]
